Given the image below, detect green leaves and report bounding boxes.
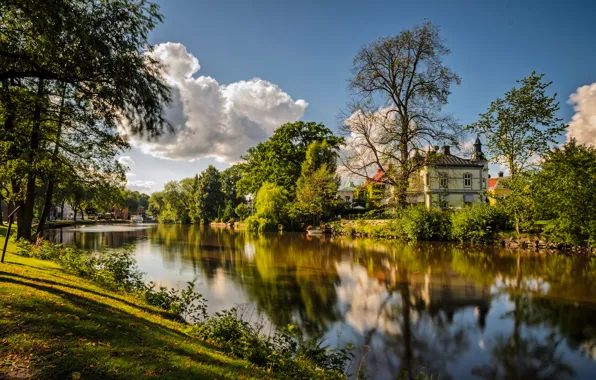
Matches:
[467,72,566,177]
[237,121,342,197]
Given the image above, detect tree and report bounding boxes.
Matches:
[196,165,224,223]
[0,0,171,240]
[467,72,566,178]
[237,121,343,197]
[254,183,288,224]
[532,140,596,249]
[291,141,339,225]
[234,203,249,221]
[341,21,461,208]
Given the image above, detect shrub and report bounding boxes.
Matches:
[227,217,235,223]
[193,308,351,378]
[245,215,277,233]
[451,203,509,243]
[144,281,208,323]
[394,206,451,241]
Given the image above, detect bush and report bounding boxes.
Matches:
[144,281,208,323]
[394,206,451,241]
[451,203,509,243]
[245,215,277,233]
[227,217,235,224]
[193,308,351,378]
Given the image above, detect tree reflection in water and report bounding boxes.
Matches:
[47,225,596,380]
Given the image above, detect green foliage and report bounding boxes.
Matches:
[451,203,510,243]
[245,215,278,233]
[254,182,288,224]
[237,121,343,197]
[144,281,208,323]
[234,203,249,221]
[394,206,452,241]
[193,309,351,378]
[467,72,566,177]
[291,140,339,225]
[532,140,596,248]
[196,165,224,222]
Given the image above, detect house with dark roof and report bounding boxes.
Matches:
[359,137,490,209]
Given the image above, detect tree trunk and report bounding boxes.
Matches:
[18,79,45,241]
[36,84,66,239]
[80,206,85,220]
[36,181,55,239]
[73,206,78,222]
[0,198,4,226]
[60,200,65,219]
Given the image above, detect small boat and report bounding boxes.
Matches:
[130,215,143,223]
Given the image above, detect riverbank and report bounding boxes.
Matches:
[0,226,341,379]
[330,219,561,251]
[45,219,135,229]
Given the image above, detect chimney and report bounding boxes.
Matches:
[488,174,491,178]
[442,145,450,155]
[498,171,504,177]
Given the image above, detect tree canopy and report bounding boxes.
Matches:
[237,121,342,197]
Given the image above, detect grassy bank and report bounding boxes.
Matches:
[0,226,315,379]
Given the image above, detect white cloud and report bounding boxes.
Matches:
[127,42,308,163]
[125,172,136,177]
[126,180,155,193]
[118,156,135,168]
[567,83,596,146]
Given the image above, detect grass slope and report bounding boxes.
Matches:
[0,225,275,379]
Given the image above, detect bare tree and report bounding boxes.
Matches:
[341,21,461,208]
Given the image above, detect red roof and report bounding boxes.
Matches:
[488,178,499,190]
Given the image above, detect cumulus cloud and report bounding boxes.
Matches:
[567,83,596,146]
[127,180,155,193]
[118,156,135,169]
[128,42,308,163]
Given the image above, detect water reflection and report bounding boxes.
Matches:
[47,224,596,379]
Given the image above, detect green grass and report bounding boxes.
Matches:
[0,225,280,379]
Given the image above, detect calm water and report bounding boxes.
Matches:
[46,224,596,379]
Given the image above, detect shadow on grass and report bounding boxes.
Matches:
[0,275,264,380]
[1,270,175,320]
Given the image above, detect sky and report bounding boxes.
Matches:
[122,0,596,193]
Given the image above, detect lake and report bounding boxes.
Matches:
[46,223,596,379]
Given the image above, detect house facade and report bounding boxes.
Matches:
[487,171,512,205]
[362,138,490,209]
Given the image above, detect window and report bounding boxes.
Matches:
[464,173,472,189]
[425,173,430,187]
[345,196,351,202]
[482,178,486,190]
[439,172,448,189]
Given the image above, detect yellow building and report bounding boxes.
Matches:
[363,137,491,209]
[487,172,512,205]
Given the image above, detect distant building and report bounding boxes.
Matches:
[338,183,357,204]
[359,137,490,209]
[488,171,512,205]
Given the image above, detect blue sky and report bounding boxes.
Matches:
[123,0,596,193]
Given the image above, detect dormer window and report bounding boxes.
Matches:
[464,173,472,189]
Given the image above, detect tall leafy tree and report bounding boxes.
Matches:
[237,121,343,197]
[196,165,224,222]
[291,141,340,225]
[532,140,596,248]
[341,21,461,208]
[0,0,171,240]
[467,72,566,178]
